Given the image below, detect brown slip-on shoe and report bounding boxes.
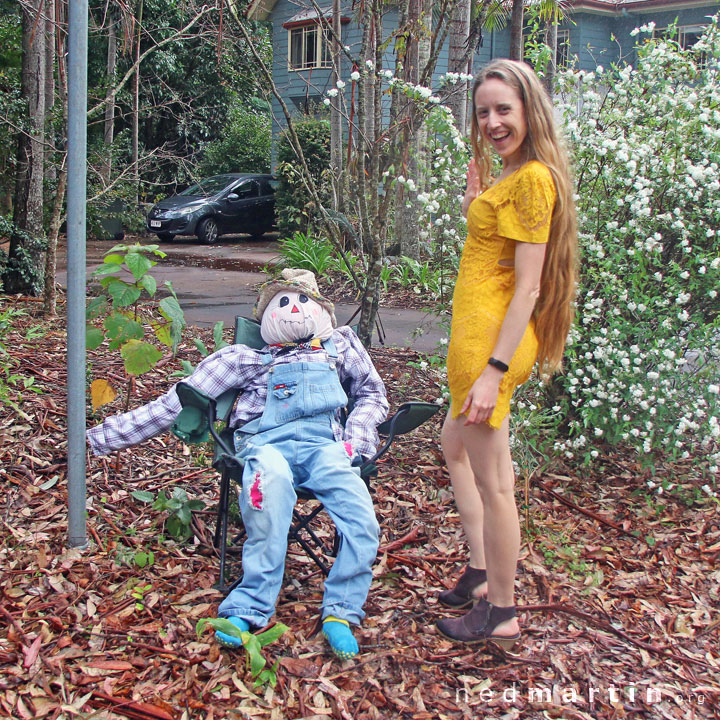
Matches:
[438,566,487,608]
[436,597,519,650]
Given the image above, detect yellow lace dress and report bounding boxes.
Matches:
[447,160,556,428]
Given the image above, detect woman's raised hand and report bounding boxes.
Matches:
[466,158,480,198]
[462,158,481,218]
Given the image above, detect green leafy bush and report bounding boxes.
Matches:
[389,22,720,480]
[131,488,205,542]
[277,231,336,275]
[275,114,331,236]
[86,243,186,403]
[197,103,271,176]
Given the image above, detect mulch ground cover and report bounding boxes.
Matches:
[1,296,718,720]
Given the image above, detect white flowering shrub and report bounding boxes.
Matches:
[534,19,720,474]
[383,75,474,303]
[322,69,470,302]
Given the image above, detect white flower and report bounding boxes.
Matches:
[350,71,360,81]
[323,98,330,106]
[709,385,720,395]
[327,88,339,98]
[336,80,346,89]
[365,59,374,69]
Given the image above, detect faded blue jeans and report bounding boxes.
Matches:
[217,355,380,628]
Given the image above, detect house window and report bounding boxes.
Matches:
[654,23,707,67]
[556,29,571,69]
[655,23,706,49]
[289,25,331,70]
[523,28,572,69]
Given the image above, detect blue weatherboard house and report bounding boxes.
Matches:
[539,0,719,71]
[248,0,718,151]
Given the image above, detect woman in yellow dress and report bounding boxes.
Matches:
[436,59,577,647]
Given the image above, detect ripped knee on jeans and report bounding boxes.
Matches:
[248,471,264,510]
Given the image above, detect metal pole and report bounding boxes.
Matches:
[67,0,88,548]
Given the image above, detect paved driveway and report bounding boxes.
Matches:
[56,234,445,351]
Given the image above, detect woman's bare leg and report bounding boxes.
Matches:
[441,412,487,579]
[456,415,520,637]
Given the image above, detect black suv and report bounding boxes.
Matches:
[146,173,278,244]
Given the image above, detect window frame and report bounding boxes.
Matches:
[288,23,332,71]
[522,27,572,69]
[653,23,708,68]
[556,28,571,69]
[653,22,707,49]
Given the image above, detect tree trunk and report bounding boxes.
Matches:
[446,0,471,135]
[356,0,385,345]
[509,0,524,61]
[43,167,66,316]
[3,0,47,296]
[131,0,143,206]
[545,19,558,94]
[44,0,56,194]
[101,8,118,186]
[394,0,420,259]
[44,0,68,317]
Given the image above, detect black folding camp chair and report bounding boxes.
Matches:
[171,316,440,591]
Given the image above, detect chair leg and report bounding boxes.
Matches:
[288,504,333,575]
[215,471,231,592]
[292,505,329,551]
[215,488,336,585]
[291,532,331,575]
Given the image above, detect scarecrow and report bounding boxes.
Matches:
[88,269,389,659]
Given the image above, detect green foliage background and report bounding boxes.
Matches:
[274,114,331,237]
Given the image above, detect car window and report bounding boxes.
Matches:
[268,179,280,193]
[234,180,259,198]
[179,175,236,196]
[259,179,277,196]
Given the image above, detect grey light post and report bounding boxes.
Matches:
[67,0,88,548]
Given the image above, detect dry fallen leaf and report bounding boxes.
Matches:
[90,378,117,411]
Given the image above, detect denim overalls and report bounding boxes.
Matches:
[217,341,380,628]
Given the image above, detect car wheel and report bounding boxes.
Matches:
[197,217,219,244]
[157,232,175,242]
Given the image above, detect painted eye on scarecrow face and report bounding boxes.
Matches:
[299,294,309,303]
[279,296,289,307]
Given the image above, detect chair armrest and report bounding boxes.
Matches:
[365,401,441,467]
[234,316,264,348]
[172,382,214,444]
[172,382,237,458]
[376,401,441,436]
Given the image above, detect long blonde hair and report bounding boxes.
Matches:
[470,59,578,375]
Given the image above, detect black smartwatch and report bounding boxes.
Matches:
[488,357,509,373]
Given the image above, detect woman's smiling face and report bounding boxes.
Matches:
[474,77,528,171]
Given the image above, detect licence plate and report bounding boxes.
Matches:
[150,220,162,228]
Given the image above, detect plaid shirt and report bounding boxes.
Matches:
[87,326,389,460]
